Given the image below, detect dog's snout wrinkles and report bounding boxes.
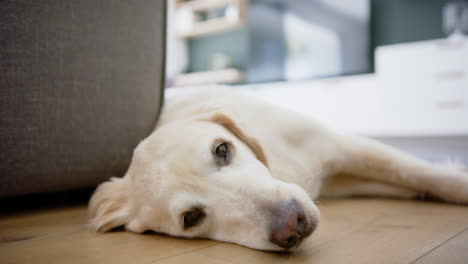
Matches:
[269,200,316,250]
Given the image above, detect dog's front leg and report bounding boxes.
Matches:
[334,135,468,204]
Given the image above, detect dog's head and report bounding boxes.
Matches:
[88,113,319,251]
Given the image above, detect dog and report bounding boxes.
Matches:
[88,87,468,251]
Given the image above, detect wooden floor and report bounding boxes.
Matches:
[1,198,467,264]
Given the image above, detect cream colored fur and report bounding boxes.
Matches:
[88,87,468,251]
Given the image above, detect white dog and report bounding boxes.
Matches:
[88,88,468,251]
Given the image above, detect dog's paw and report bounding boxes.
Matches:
[440,171,468,204]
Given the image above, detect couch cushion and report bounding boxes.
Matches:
[0,0,166,197]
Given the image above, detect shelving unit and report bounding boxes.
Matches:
[176,0,239,12]
[175,0,247,39]
[173,68,245,86]
[173,0,248,86]
[179,16,244,39]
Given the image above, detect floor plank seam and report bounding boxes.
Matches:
[196,248,238,264]
[408,226,468,264]
[144,241,225,264]
[0,227,84,248]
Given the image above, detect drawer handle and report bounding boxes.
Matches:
[435,100,464,109]
[435,71,465,81]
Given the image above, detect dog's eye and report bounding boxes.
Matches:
[183,208,206,229]
[214,142,230,166]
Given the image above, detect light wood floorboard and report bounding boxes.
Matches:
[412,228,468,264]
[1,199,467,264]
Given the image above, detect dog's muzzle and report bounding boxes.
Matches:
[269,199,317,250]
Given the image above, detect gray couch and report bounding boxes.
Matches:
[0,0,166,197]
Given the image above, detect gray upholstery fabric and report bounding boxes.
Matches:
[0,1,166,197]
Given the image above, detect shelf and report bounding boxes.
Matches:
[178,17,244,38]
[177,0,238,12]
[175,0,248,39]
[173,68,245,86]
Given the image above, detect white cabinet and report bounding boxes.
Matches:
[376,38,468,136]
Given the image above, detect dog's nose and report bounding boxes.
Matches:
[269,200,316,250]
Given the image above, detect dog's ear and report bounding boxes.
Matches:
[88,177,131,232]
[208,112,269,168]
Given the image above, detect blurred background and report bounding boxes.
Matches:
[166,0,468,165]
[166,0,467,85]
[167,0,369,85]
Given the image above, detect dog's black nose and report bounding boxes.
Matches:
[269,200,316,250]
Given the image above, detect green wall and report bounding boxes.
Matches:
[371,0,447,47]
